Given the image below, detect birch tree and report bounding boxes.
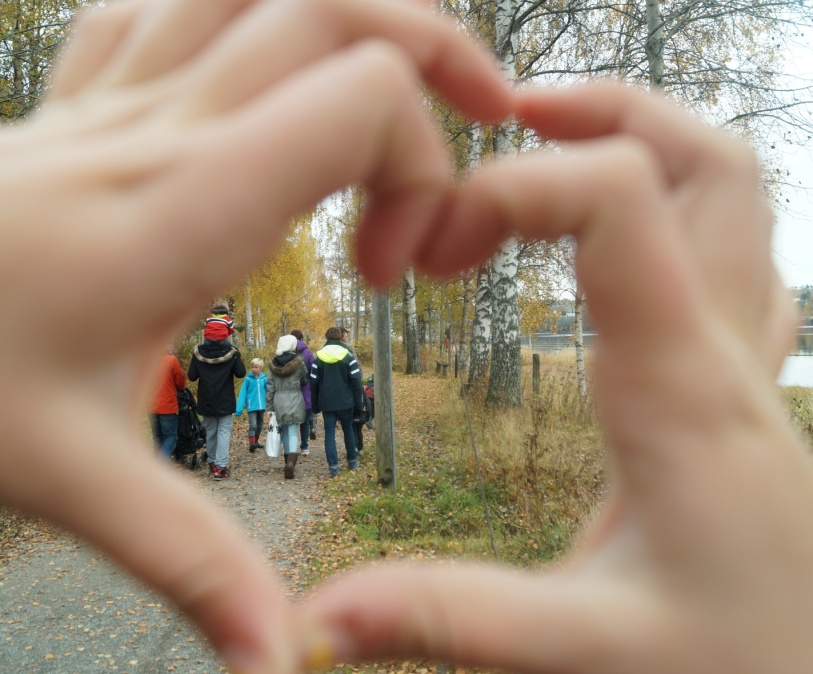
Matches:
[231,213,332,345]
[244,279,256,349]
[468,262,493,384]
[403,266,423,374]
[457,272,473,374]
[488,240,523,406]
[486,0,523,407]
[0,0,89,121]
[573,282,588,399]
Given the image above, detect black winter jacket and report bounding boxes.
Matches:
[310,340,362,414]
[187,342,246,416]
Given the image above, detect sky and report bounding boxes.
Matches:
[771,41,813,289]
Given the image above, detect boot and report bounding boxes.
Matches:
[248,436,258,453]
[284,452,298,479]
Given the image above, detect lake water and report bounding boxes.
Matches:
[779,328,813,387]
[529,330,813,388]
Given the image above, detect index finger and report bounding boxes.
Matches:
[517,83,741,184]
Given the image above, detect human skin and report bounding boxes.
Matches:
[304,85,813,674]
[3,0,811,672]
[0,1,512,672]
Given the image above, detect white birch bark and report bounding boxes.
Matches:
[354,271,362,341]
[257,307,266,349]
[403,266,423,374]
[458,274,472,375]
[487,0,522,406]
[449,122,482,375]
[645,0,665,86]
[468,262,492,384]
[244,279,255,349]
[574,285,588,399]
[487,238,522,406]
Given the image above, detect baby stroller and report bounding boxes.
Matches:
[173,388,206,469]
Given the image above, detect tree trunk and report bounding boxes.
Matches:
[257,307,266,349]
[354,270,361,341]
[403,266,423,374]
[574,285,588,398]
[372,291,397,489]
[487,238,522,407]
[458,274,472,376]
[644,0,665,87]
[244,279,256,349]
[486,0,522,406]
[468,262,492,384]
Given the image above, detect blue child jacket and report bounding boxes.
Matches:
[235,372,267,414]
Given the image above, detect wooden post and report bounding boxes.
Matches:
[372,290,396,489]
[533,353,540,396]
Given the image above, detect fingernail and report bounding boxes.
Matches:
[301,630,341,671]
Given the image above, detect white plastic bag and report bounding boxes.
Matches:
[265,412,281,458]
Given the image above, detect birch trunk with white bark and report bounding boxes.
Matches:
[486,0,522,406]
[645,0,665,86]
[574,286,588,398]
[244,279,255,349]
[487,238,522,406]
[468,262,492,384]
[404,266,423,374]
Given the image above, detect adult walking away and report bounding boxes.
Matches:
[339,326,357,358]
[340,326,370,451]
[149,351,187,459]
[291,330,316,455]
[311,327,363,477]
[267,335,308,479]
[188,338,246,480]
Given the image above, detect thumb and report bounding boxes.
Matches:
[302,562,667,673]
[2,403,295,674]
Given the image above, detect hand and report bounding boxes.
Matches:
[303,85,811,674]
[0,0,512,672]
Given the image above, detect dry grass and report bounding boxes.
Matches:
[781,385,813,448]
[435,350,606,562]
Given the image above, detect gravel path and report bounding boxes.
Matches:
[0,422,334,674]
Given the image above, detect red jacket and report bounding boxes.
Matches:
[151,354,186,414]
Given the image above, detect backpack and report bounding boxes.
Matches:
[174,388,206,465]
[363,374,374,399]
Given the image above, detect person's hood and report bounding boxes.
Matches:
[270,353,302,376]
[194,343,237,363]
[316,341,349,364]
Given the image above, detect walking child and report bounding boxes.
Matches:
[8,1,813,672]
[235,358,267,453]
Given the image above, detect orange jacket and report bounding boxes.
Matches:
[151,354,187,414]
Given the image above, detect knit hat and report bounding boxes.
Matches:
[204,311,235,341]
[276,334,298,356]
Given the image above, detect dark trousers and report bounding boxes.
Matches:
[150,413,179,458]
[322,408,357,476]
[299,410,314,449]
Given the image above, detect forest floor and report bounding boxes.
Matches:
[0,374,454,674]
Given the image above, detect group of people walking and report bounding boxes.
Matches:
[149,302,368,481]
